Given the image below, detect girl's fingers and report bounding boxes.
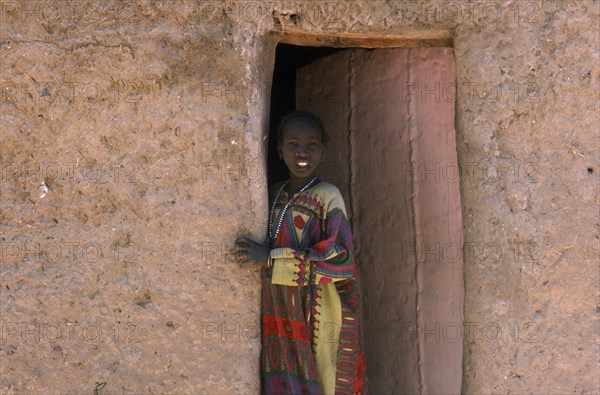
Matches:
[234,237,265,265]
[235,239,253,251]
[236,248,257,262]
[238,256,257,265]
[236,236,257,245]
[236,249,250,260]
[236,245,250,253]
[235,239,251,247]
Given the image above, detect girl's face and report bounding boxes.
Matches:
[278,124,324,181]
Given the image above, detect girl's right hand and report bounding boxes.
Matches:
[234,237,270,267]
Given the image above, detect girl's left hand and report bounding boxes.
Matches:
[234,237,270,266]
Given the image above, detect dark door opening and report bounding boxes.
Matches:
[268,43,464,394]
[267,44,343,185]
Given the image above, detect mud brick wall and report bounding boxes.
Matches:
[1,1,598,393]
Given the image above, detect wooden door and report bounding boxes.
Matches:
[297,47,464,394]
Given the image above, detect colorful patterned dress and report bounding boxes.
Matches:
[262,180,368,395]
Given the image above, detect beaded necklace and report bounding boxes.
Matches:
[268,176,318,242]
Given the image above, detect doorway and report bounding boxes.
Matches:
[268,44,464,394]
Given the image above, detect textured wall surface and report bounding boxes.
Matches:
[1,1,598,394]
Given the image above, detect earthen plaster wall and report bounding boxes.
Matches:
[0,1,598,394]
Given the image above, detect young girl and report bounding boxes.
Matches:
[235,111,367,394]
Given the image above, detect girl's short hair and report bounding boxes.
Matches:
[277,111,329,147]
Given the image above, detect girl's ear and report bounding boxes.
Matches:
[277,145,283,159]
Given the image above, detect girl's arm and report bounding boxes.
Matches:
[270,189,355,287]
[233,181,286,266]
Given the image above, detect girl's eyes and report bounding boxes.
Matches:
[286,142,320,148]
[283,141,322,153]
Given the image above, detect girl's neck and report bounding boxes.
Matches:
[287,174,317,195]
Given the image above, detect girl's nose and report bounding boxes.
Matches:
[295,146,308,155]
